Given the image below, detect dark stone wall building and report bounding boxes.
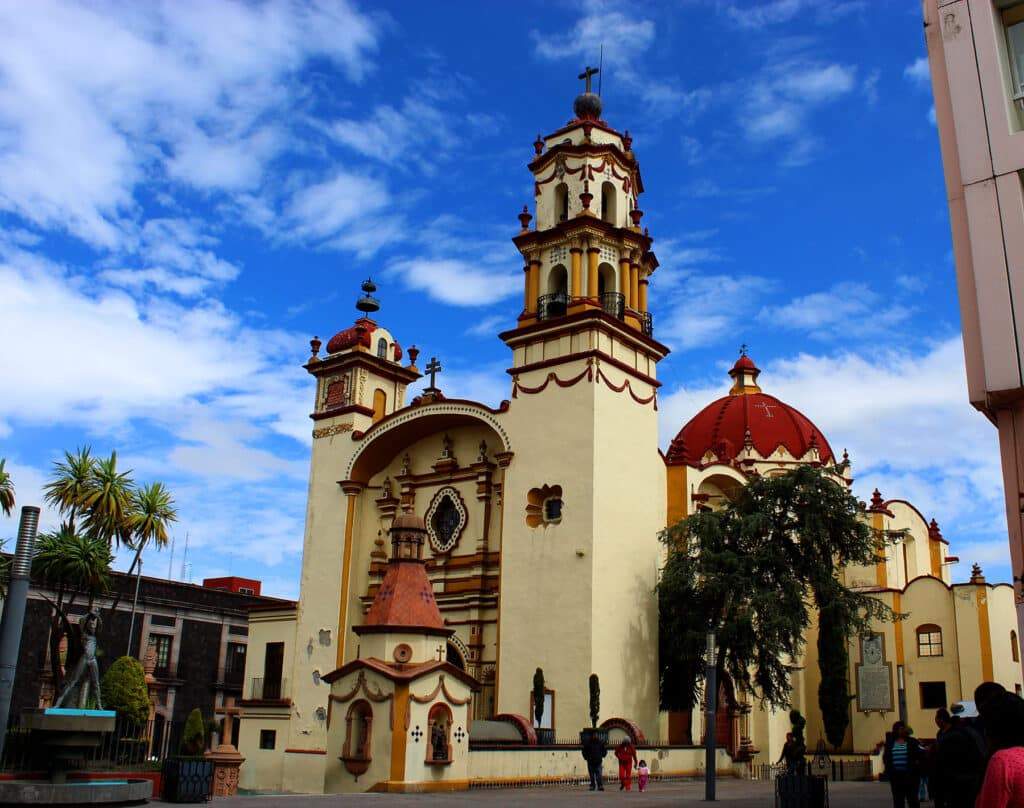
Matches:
[6,562,295,741]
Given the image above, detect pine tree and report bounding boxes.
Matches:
[180,708,207,756]
[533,668,545,728]
[589,673,600,728]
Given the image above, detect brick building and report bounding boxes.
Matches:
[7,564,294,751]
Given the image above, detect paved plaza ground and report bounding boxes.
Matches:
[160,779,893,806]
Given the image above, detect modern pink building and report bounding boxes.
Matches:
[925,0,1024,598]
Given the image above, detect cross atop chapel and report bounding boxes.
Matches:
[578,65,600,94]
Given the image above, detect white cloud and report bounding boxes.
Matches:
[466,315,508,338]
[658,338,1010,581]
[282,171,393,244]
[758,281,914,339]
[387,259,520,307]
[0,0,380,248]
[904,57,931,86]
[723,0,865,28]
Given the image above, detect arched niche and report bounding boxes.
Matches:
[554,182,569,223]
[600,181,617,225]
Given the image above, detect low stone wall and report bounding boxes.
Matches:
[467,745,741,787]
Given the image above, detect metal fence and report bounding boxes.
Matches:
[0,715,183,772]
[751,759,872,783]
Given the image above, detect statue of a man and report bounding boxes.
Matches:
[55,610,103,710]
[431,720,449,761]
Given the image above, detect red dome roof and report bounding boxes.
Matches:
[326,317,376,354]
[666,356,834,467]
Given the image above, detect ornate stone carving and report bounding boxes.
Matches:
[313,423,354,439]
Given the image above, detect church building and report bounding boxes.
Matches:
[236,75,1022,794]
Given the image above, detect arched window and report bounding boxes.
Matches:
[426,702,453,764]
[372,389,386,423]
[341,700,373,775]
[376,337,387,359]
[1013,631,1019,663]
[917,624,943,657]
[554,183,569,222]
[597,263,620,315]
[446,641,466,671]
[601,181,617,225]
[542,265,568,319]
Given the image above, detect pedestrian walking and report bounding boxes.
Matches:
[934,705,986,808]
[884,721,924,808]
[976,691,1024,808]
[581,731,607,792]
[637,759,650,792]
[614,738,638,791]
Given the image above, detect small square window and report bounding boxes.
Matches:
[543,497,563,523]
[920,681,948,710]
[259,729,276,750]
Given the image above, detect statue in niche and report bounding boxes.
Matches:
[431,720,449,761]
[54,610,104,709]
[400,454,411,476]
[382,476,392,499]
[440,434,454,460]
[477,440,488,463]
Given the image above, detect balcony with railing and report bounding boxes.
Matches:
[534,291,653,336]
[216,665,245,691]
[242,676,290,705]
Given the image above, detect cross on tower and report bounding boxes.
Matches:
[739,343,749,357]
[578,65,600,94]
[425,356,442,392]
[436,645,445,662]
[753,401,776,419]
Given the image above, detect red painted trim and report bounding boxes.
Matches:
[508,350,661,388]
[350,398,511,442]
[500,309,668,358]
[311,404,374,421]
[285,748,327,755]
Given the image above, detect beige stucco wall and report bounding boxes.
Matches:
[467,746,736,781]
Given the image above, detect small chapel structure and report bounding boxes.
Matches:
[236,73,1022,793]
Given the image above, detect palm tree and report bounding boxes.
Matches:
[81,451,135,548]
[33,524,114,691]
[0,458,14,517]
[43,447,96,532]
[120,481,177,582]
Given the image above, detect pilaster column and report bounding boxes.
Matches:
[337,481,364,668]
[570,246,583,298]
[639,278,649,313]
[522,264,531,312]
[587,246,600,298]
[630,262,640,309]
[528,258,541,311]
[619,256,631,304]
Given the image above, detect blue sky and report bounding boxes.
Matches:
[0,0,1009,598]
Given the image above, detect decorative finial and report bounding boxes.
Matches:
[407,345,420,371]
[356,277,380,314]
[518,205,533,232]
[309,336,321,360]
[579,179,593,212]
[739,343,749,357]
[533,134,544,156]
[623,130,633,151]
[970,562,985,583]
[869,488,885,511]
[629,208,643,228]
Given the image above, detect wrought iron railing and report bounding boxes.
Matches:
[0,715,183,772]
[600,291,625,319]
[248,676,288,701]
[537,292,569,320]
[217,666,245,689]
[640,311,653,336]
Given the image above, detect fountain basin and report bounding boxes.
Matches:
[0,777,151,804]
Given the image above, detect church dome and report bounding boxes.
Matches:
[666,354,834,467]
[326,317,376,354]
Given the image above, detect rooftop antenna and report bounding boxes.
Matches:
[167,533,175,580]
[598,44,603,97]
[180,531,191,583]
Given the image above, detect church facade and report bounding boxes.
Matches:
[236,81,1022,794]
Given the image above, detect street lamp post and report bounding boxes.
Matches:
[704,625,718,801]
[0,506,40,761]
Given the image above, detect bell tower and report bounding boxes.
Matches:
[495,73,669,738]
[509,66,657,340]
